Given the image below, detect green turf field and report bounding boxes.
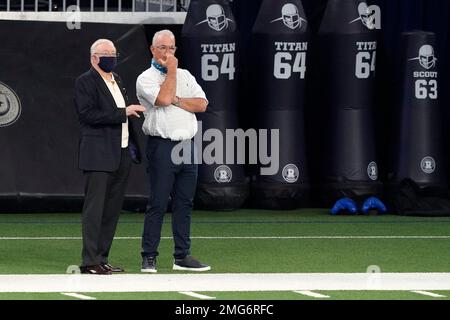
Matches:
[0,209,449,300]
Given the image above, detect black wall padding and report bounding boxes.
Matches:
[0,21,150,212]
[182,0,249,210]
[249,0,310,209]
[314,0,383,205]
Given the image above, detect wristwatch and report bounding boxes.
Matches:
[173,96,181,107]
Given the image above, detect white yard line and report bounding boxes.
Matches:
[178,291,216,300]
[411,290,446,298]
[60,292,97,300]
[293,290,330,298]
[1,236,449,240]
[0,273,450,293]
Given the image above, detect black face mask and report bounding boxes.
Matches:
[98,56,117,73]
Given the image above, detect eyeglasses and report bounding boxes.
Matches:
[154,45,177,52]
[94,52,120,58]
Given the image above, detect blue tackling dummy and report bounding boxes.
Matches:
[331,197,387,215]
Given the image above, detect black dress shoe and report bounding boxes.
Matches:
[101,263,125,273]
[80,264,112,275]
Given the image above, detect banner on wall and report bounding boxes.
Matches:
[0,21,150,212]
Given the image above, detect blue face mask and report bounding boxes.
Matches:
[98,56,117,73]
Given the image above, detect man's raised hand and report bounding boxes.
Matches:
[126,105,146,118]
[160,55,178,73]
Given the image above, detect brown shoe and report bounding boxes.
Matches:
[80,264,112,275]
[101,263,125,273]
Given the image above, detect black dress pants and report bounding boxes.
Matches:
[81,148,131,267]
[141,136,197,259]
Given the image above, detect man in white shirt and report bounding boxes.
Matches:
[136,29,210,272]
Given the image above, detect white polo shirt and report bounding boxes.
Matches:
[102,74,129,148]
[136,66,207,141]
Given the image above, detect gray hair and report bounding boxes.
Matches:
[90,39,114,56]
[152,30,175,46]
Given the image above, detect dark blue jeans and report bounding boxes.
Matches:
[141,136,197,259]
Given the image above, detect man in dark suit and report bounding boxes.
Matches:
[74,39,145,275]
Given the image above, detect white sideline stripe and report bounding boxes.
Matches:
[61,292,96,300]
[294,290,330,298]
[1,273,450,293]
[179,291,216,300]
[1,235,450,240]
[411,290,446,298]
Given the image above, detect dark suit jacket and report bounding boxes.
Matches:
[74,68,141,172]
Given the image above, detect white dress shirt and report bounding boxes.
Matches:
[136,66,207,141]
[102,74,129,148]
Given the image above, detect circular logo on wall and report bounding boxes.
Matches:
[282,164,299,183]
[214,165,232,183]
[421,156,436,174]
[0,82,21,127]
[367,162,378,181]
